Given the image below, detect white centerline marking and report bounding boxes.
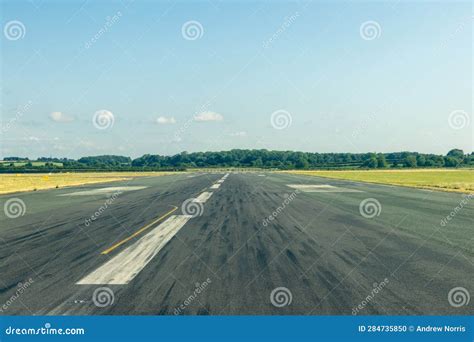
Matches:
[194,191,213,203]
[210,183,221,189]
[77,215,191,285]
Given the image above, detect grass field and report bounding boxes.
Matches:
[0,172,178,194]
[284,169,474,193]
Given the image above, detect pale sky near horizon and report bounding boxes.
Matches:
[0,0,472,159]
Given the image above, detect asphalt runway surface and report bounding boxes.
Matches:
[0,172,472,315]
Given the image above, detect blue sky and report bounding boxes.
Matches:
[0,0,472,159]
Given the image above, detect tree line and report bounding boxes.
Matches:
[1,149,472,172]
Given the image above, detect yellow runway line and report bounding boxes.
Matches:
[101,205,178,255]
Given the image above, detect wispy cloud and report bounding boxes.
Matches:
[194,111,223,122]
[156,116,176,124]
[229,131,247,137]
[50,111,75,123]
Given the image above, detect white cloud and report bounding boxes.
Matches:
[50,111,74,123]
[52,144,67,151]
[194,111,223,122]
[78,141,96,148]
[229,131,247,137]
[156,116,176,124]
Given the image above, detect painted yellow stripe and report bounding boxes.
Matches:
[101,205,178,255]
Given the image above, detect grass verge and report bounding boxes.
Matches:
[0,172,179,195]
[282,169,474,193]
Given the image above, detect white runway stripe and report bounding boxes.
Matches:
[77,215,191,285]
[194,191,213,203]
[286,184,361,193]
[59,186,147,196]
[210,183,221,189]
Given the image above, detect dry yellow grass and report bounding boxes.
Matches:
[283,169,474,193]
[0,172,178,195]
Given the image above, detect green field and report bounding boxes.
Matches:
[284,169,474,193]
[0,172,178,194]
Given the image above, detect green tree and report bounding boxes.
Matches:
[362,154,378,168]
[295,156,309,169]
[447,149,464,159]
[416,155,426,167]
[444,156,460,167]
[376,154,388,168]
[404,155,417,167]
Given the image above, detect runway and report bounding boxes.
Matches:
[0,172,472,315]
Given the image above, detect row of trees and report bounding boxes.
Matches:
[131,149,473,169]
[1,149,472,171]
[361,150,468,168]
